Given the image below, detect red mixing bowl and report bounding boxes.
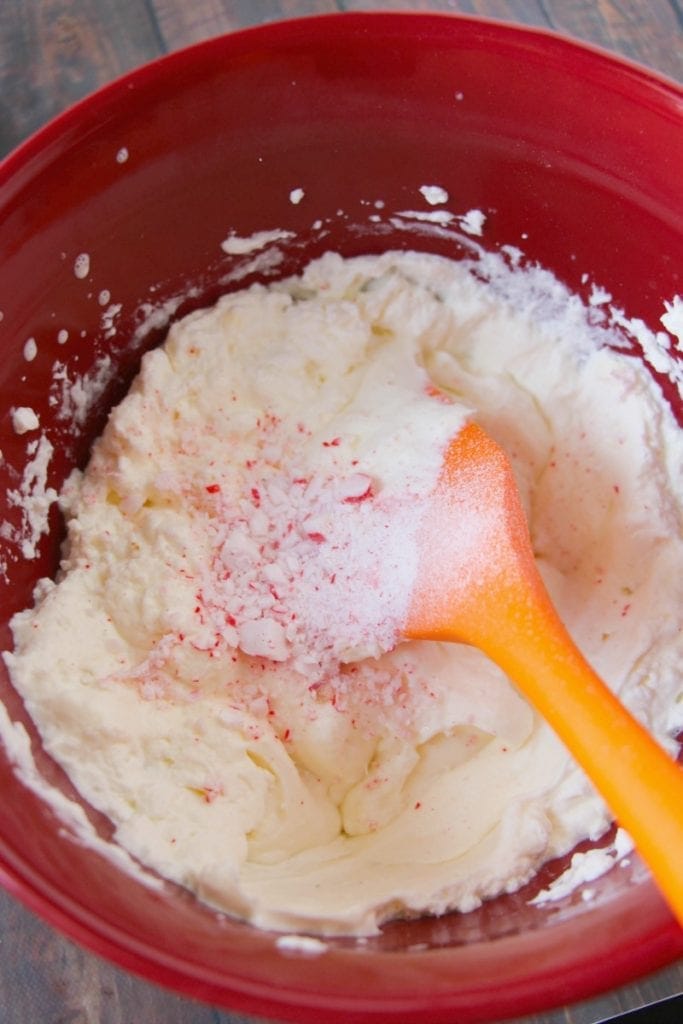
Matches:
[0,12,682,1023]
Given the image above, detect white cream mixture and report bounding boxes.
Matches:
[4,250,683,936]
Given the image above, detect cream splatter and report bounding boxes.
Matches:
[74,253,90,280]
[23,337,37,362]
[11,407,40,435]
[419,185,449,206]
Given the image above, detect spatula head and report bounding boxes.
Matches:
[405,422,543,647]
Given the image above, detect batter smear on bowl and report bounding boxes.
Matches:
[4,250,683,936]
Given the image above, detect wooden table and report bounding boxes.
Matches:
[0,2,681,1022]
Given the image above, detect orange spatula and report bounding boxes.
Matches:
[405,421,683,926]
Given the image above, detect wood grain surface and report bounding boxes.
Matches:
[0,2,681,1023]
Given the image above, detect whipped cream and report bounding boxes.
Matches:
[4,250,683,936]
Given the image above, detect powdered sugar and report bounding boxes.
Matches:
[187,336,469,682]
[408,432,514,629]
[201,463,427,680]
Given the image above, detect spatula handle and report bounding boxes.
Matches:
[486,596,683,928]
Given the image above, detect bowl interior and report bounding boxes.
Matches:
[0,12,682,1023]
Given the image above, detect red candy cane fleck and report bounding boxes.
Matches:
[424,383,452,404]
[343,483,373,504]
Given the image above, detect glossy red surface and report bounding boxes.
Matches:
[0,12,682,1023]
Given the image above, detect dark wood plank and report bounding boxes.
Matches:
[0,0,165,157]
[150,0,339,50]
[1,881,680,1024]
[2,876,681,1024]
[540,0,683,81]
[2,0,679,161]
[0,887,271,1023]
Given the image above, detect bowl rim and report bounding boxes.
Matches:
[1,8,681,184]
